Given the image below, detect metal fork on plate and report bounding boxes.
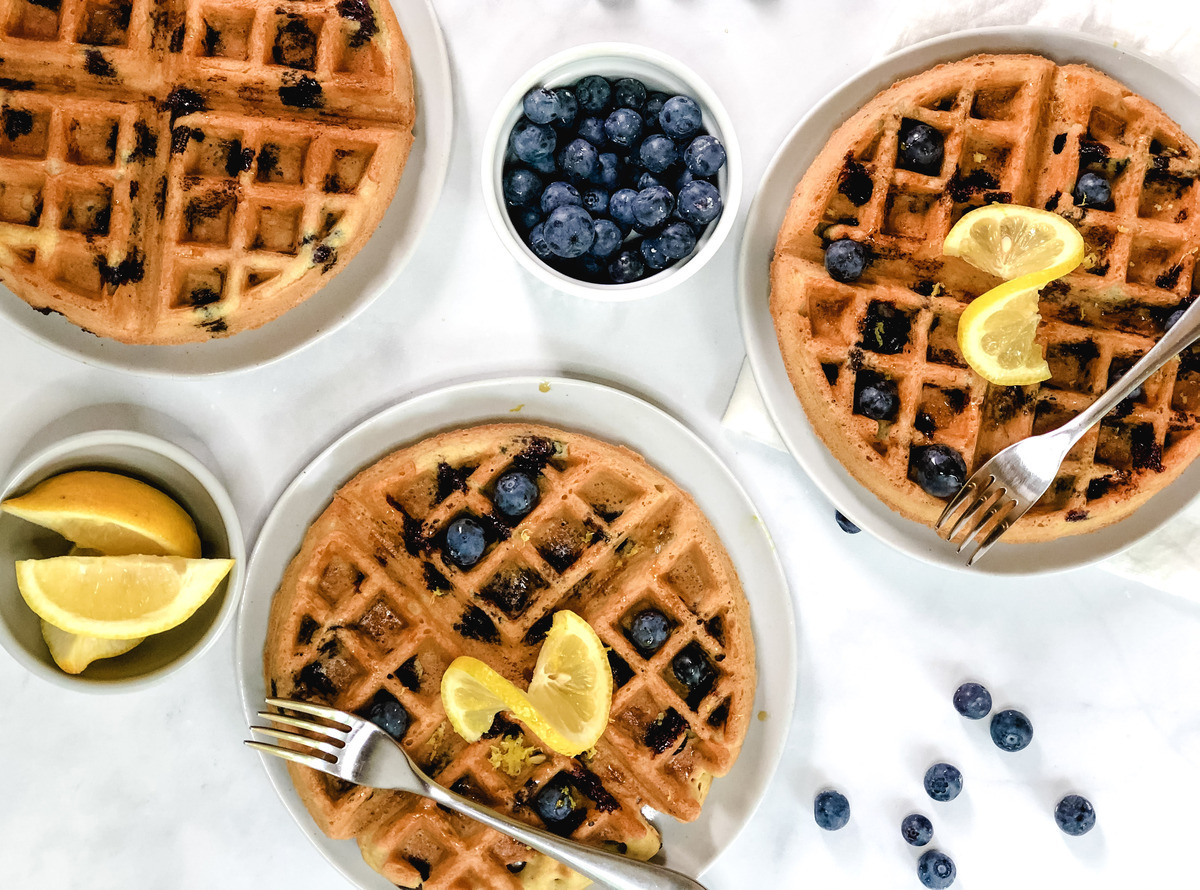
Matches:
[246,698,706,890]
[936,298,1200,565]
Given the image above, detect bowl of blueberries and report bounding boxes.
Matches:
[482,42,741,299]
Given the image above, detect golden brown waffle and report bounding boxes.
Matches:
[264,423,756,889]
[771,53,1200,541]
[0,0,414,344]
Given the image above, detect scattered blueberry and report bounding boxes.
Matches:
[824,238,868,283]
[534,781,579,824]
[445,516,486,568]
[677,180,722,226]
[911,445,967,498]
[639,134,678,173]
[609,247,646,283]
[684,134,726,176]
[1074,172,1112,208]
[560,138,599,182]
[658,221,697,261]
[1166,306,1187,330]
[611,77,647,111]
[540,181,582,215]
[552,88,578,129]
[990,708,1033,752]
[528,224,552,260]
[834,511,860,534]
[627,609,671,654]
[493,470,539,518]
[589,152,620,189]
[632,185,674,229]
[813,789,851,830]
[917,850,956,889]
[603,108,643,148]
[953,682,992,719]
[577,116,608,147]
[924,763,963,802]
[360,692,409,741]
[901,813,933,847]
[581,188,609,215]
[641,237,671,271]
[898,120,944,174]
[659,95,702,140]
[609,188,638,228]
[523,87,562,125]
[503,168,542,207]
[671,646,714,690]
[543,205,595,258]
[854,376,899,421]
[590,218,622,258]
[510,119,556,163]
[1054,794,1096,836]
[574,75,611,113]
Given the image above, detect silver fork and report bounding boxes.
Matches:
[936,298,1200,565]
[246,698,707,890]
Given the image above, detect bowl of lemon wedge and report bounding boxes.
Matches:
[0,430,244,690]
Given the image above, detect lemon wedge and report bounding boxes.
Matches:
[39,620,144,674]
[944,204,1085,283]
[956,277,1051,386]
[441,611,612,757]
[2,471,201,558]
[15,555,233,639]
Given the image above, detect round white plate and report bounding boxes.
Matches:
[0,0,453,377]
[234,376,796,887]
[738,27,1200,575]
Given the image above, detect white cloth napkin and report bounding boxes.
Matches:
[723,5,1200,592]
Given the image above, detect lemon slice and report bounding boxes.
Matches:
[956,277,1051,386]
[40,620,144,674]
[15,555,233,639]
[944,204,1085,283]
[2,471,201,558]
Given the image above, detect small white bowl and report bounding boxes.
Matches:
[0,430,245,691]
[482,42,742,300]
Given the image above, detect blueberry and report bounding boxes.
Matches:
[627,609,670,653]
[552,88,578,129]
[636,172,663,191]
[529,152,557,175]
[924,763,963,802]
[574,75,611,113]
[572,253,606,282]
[901,813,933,846]
[917,850,956,889]
[898,120,944,174]
[510,206,541,232]
[1054,794,1096,836]
[509,119,556,163]
[528,223,552,260]
[604,108,643,148]
[522,87,562,125]
[503,168,542,207]
[824,238,868,282]
[589,152,620,189]
[540,181,582,215]
[659,95,702,140]
[360,692,409,741]
[581,188,608,215]
[641,237,670,271]
[677,180,722,227]
[493,470,539,518]
[834,511,860,534]
[611,77,647,111]
[672,647,714,690]
[609,247,646,283]
[990,708,1033,752]
[609,188,638,228]
[445,516,486,568]
[534,781,578,824]
[911,445,967,498]
[639,134,679,173]
[953,682,992,719]
[684,134,725,177]
[632,185,674,230]
[860,301,909,353]
[658,221,697,261]
[854,376,898,421]
[543,205,595,258]
[1166,306,1187,330]
[813,789,850,830]
[561,138,599,182]
[644,91,669,127]
[589,218,622,259]
[577,116,608,147]
[1074,172,1112,208]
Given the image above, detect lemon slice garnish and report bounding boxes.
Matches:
[441,610,612,757]
[944,204,1085,283]
[39,620,144,674]
[15,555,233,639]
[956,277,1051,386]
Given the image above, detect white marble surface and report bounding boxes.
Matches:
[4,2,1200,888]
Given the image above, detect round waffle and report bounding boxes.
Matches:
[0,0,414,344]
[263,422,756,889]
[770,53,1200,542]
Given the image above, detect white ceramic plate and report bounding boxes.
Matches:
[738,27,1200,575]
[234,376,796,887]
[0,0,453,377]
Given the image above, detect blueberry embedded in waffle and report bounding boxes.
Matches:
[263,423,756,889]
[770,53,1200,542]
[0,0,414,344]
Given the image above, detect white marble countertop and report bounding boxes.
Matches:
[4,2,1200,888]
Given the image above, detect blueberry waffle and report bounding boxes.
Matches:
[0,0,414,344]
[770,53,1200,541]
[263,423,756,889]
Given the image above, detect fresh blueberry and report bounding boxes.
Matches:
[677,180,722,227]
[589,218,622,258]
[529,152,557,175]
[659,95,702,140]
[445,516,486,568]
[509,119,556,163]
[543,205,595,258]
[572,253,607,282]
[561,138,599,182]
[861,301,909,353]
[684,134,725,177]
[658,221,697,261]
[503,168,542,207]
[493,470,539,518]
[522,87,562,125]
[627,609,671,654]
[924,763,963,802]
[911,445,967,498]
[953,682,992,720]
[1054,794,1096,836]
[855,376,898,421]
[632,185,674,230]
[1074,172,1113,208]
[528,223,552,260]
[611,77,647,111]
[902,813,934,846]
[990,708,1033,752]
[609,247,646,283]
[834,511,860,534]
[639,134,679,173]
[552,88,578,129]
[813,789,850,830]
[609,188,638,228]
[581,188,609,215]
[643,91,669,127]
[604,108,643,148]
[672,647,714,690]
[360,692,409,741]
[510,206,541,232]
[917,850,956,889]
[1166,306,1187,330]
[641,237,671,271]
[898,120,944,174]
[824,238,868,283]
[534,781,578,824]
[577,116,608,147]
[540,181,582,215]
[636,172,664,191]
[589,152,620,189]
[574,75,611,113]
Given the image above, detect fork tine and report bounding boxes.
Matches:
[957,497,1017,556]
[946,484,1005,542]
[935,476,986,531]
[965,509,1018,566]
[249,726,343,758]
[257,710,349,741]
[266,697,354,730]
[244,739,336,772]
